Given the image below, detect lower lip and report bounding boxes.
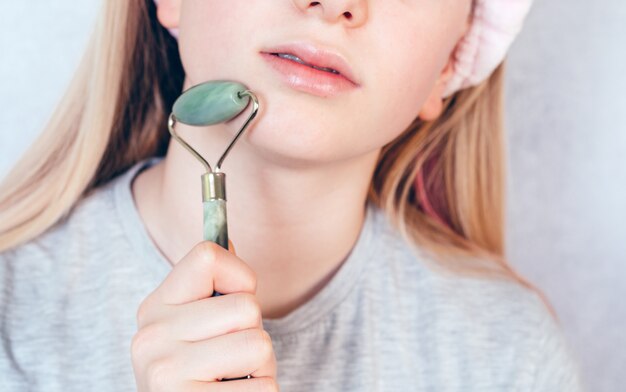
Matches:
[260,52,359,97]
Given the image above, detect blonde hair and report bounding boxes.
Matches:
[0,0,552,315]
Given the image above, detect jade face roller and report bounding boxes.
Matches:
[168,80,259,297]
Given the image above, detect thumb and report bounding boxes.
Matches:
[228,239,236,255]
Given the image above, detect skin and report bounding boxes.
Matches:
[131,0,471,386]
[131,0,471,388]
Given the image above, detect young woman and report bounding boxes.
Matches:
[0,0,584,390]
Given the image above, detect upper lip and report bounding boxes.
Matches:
[260,42,360,85]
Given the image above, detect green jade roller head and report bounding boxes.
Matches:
[168,80,259,259]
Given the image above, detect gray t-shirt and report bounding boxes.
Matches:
[0,157,585,391]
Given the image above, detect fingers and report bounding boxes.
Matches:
[132,292,266,376]
[167,292,264,342]
[176,328,277,382]
[134,328,277,388]
[132,239,279,391]
[149,241,257,307]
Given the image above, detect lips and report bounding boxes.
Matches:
[260,42,359,86]
[268,53,341,75]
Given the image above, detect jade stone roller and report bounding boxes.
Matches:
[168,80,259,299]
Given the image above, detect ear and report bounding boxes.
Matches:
[418,14,472,122]
[417,56,455,122]
[155,0,182,30]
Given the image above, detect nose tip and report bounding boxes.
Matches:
[293,0,368,28]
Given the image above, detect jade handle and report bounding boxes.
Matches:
[203,199,251,381]
[203,199,228,297]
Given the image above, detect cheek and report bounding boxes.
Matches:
[357,33,445,149]
[178,1,254,84]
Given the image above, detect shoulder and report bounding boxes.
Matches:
[435,271,585,389]
[370,206,561,334]
[445,276,585,389]
[368,207,585,389]
[0,156,166,310]
[0,162,160,389]
[0,158,158,269]
[0,169,137,304]
[1,177,121,266]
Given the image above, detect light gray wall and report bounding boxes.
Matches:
[0,1,99,180]
[505,1,626,391]
[1,1,624,391]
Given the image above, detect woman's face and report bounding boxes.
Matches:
[160,0,471,165]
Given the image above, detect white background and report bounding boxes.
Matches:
[1,1,624,391]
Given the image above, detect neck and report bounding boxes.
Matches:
[133,114,380,319]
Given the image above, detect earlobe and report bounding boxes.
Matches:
[418,60,455,121]
[155,0,181,30]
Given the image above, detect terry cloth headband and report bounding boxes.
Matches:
[443,0,534,97]
[152,0,533,98]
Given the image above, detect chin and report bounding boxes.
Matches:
[242,122,337,168]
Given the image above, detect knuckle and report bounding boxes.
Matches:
[234,293,262,328]
[259,330,274,361]
[193,241,218,267]
[146,357,174,390]
[131,323,163,360]
[244,329,273,361]
[136,298,152,327]
[243,329,262,353]
[247,269,259,293]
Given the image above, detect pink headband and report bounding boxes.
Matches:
[153,0,533,98]
[443,0,534,97]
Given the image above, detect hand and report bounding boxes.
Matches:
[131,240,279,391]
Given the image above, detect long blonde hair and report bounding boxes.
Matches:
[0,0,551,314]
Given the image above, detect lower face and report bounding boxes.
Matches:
[176,0,469,166]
